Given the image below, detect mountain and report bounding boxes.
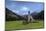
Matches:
[31,12,38,18]
[21,10,44,20]
[31,10,44,19]
[6,8,44,21]
[6,8,26,21]
[37,10,44,19]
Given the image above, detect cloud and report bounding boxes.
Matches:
[12,10,19,13]
[20,6,29,11]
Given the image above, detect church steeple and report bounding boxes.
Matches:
[28,11,30,15]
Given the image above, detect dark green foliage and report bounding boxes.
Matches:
[32,10,44,20]
[37,10,44,19]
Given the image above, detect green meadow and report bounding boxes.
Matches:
[5,20,44,31]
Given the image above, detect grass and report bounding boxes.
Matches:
[5,20,44,31]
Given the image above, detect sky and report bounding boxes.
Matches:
[5,0,44,15]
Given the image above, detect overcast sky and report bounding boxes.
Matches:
[5,0,44,15]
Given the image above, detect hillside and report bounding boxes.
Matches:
[6,8,25,21]
[31,10,44,20]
